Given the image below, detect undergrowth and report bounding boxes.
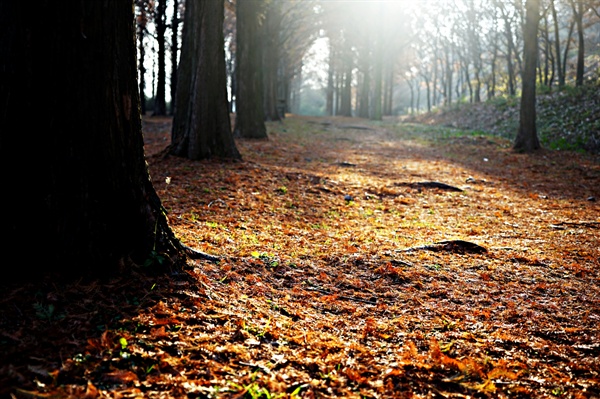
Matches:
[407,83,600,154]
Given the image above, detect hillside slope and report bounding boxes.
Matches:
[405,84,600,154]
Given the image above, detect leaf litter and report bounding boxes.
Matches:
[1,114,599,398]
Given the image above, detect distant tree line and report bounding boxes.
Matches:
[397,0,600,114]
[136,0,599,124]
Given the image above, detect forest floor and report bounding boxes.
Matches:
[1,114,599,398]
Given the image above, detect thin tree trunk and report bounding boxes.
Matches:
[153,0,168,116]
[570,0,585,86]
[326,44,335,116]
[137,1,148,115]
[170,0,179,115]
[550,0,564,87]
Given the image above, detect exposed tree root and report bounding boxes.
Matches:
[395,181,464,192]
[401,240,488,254]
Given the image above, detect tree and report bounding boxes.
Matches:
[569,0,585,86]
[514,0,541,152]
[262,0,283,121]
[153,0,168,116]
[170,0,241,160]
[0,0,188,280]
[234,0,267,139]
[136,0,151,115]
[170,0,181,115]
[550,0,565,87]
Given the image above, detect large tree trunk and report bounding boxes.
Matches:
[262,1,282,121]
[234,0,267,139]
[171,0,240,160]
[0,0,184,280]
[514,0,541,153]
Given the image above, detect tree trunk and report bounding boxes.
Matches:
[357,56,370,118]
[340,62,353,117]
[326,44,335,116]
[444,45,453,105]
[153,0,168,116]
[171,0,241,160]
[263,1,282,121]
[170,0,180,115]
[514,0,541,153]
[137,1,148,115]
[371,11,383,121]
[550,0,564,87]
[562,19,575,85]
[570,0,585,86]
[0,0,184,280]
[383,57,394,115]
[234,0,267,139]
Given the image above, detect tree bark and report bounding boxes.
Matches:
[514,0,541,153]
[0,0,184,280]
[234,0,267,139]
[171,0,241,160]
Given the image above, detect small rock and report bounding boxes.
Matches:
[344,194,353,201]
[587,196,596,202]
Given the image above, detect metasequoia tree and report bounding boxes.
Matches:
[170,0,180,115]
[569,0,585,86]
[514,0,541,152]
[262,0,283,121]
[0,0,190,280]
[234,0,267,139]
[549,0,565,87]
[136,0,151,114]
[152,0,168,116]
[170,0,241,160]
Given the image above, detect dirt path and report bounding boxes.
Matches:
[143,115,600,398]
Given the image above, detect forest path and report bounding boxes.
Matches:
[141,114,600,398]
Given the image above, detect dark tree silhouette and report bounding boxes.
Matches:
[136,0,150,115]
[170,0,180,115]
[0,0,188,280]
[514,0,541,153]
[170,0,241,160]
[153,0,168,116]
[234,0,267,139]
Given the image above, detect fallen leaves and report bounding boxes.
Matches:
[1,114,599,398]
